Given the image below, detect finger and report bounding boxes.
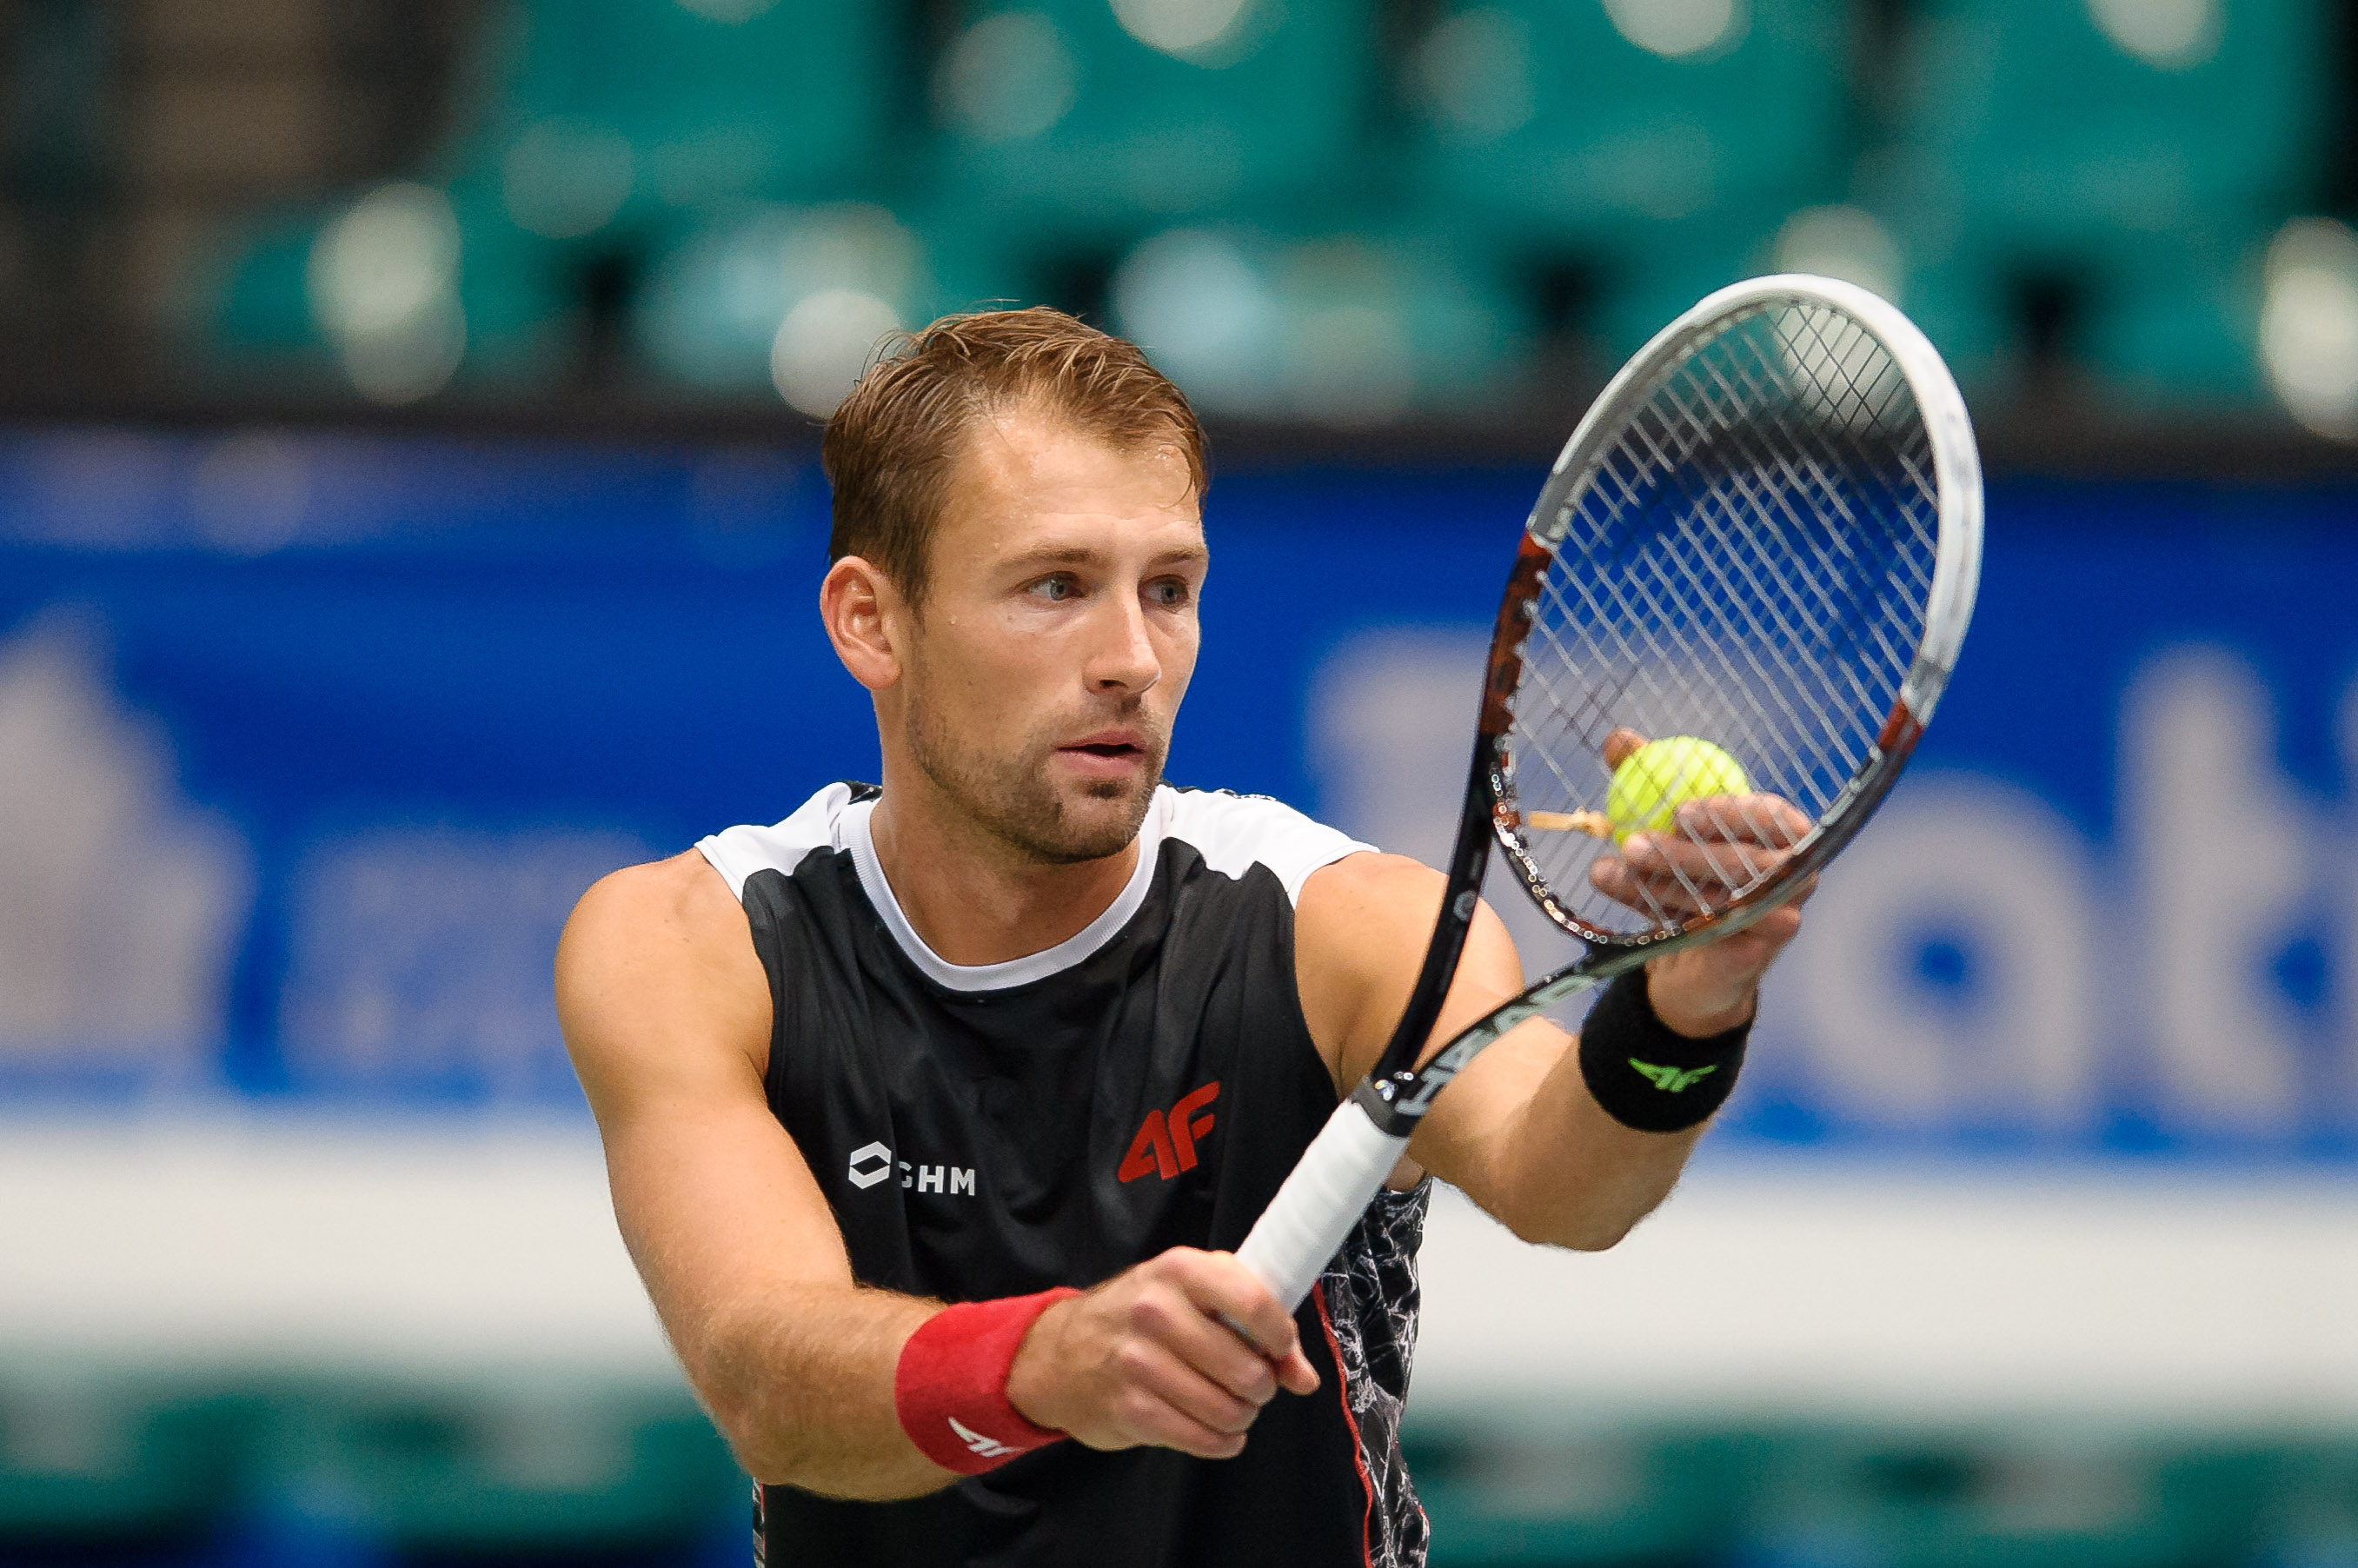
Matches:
[1231,1325,1318,1396]
[1595,839,1790,913]
[1601,727,1648,768]
[1722,876,1818,925]
[1591,857,1719,921]
[1119,1338,1260,1441]
[1130,1292,1279,1407]
[1593,860,1764,922]
[1272,1345,1319,1397]
[1627,887,1810,967]
[1671,793,1811,847]
[1178,1253,1309,1379]
[1664,907,1806,978]
[1112,1381,1248,1461]
[1623,832,1790,889]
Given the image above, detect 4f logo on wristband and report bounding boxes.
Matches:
[1629,1059,1718,1093]
[947,1418,1017,1460]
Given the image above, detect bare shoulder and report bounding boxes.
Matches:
[564,847,745,952]
[1292,852,1448,1084]
[557,849,774,1101]
[1296,849,1534,1094]
[1298,850,1445,931]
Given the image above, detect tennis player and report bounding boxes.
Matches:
[555,308,1809,1567]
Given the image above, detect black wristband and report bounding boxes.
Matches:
[1577,969,1750,1133]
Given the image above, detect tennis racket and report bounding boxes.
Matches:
[1233,274,1983,1312]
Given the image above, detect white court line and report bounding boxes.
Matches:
[3,1119,2355,1423]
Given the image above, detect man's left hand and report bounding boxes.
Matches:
[1588,789,1816,1038]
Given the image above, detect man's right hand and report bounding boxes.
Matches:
[1005,1248,1319,1460]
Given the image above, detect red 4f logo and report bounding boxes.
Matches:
[1118,1082,1220,1182]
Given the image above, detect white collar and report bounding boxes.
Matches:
[841,789,1166,993]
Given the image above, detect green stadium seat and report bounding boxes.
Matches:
[0,1364,257,1551]
[2079,229,2268,407]
[473,0,901,229]
[1582,215,1791,363]
[629,203,1026,408]
[1396,0,1852,362]
[1105,223,1533,426]
[1884,222,2270,402]
[924,0,1377,253]
[207,212,319,354]
[189,0,903,395]
[1398,0,1849,239]
[1407,1412,1762,1565]
[1742,1424,2275,1568]
[1411,0,1852,229]
[196,186,574,401]
[1890,0,2325,250]
[258,1375,741,1558]
[2260,1438,2358,1562]
[1883,0,2325,400]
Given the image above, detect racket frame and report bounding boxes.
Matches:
[1234,276,1983,1312]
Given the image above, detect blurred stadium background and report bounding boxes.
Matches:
[7,0,2358,1564]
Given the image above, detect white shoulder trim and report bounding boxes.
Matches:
[694,783,856,898]
[844,794,1164,993]
[693,784,1369,992]
[1159,787,1375,904]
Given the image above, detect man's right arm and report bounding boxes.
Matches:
[559,852,951,1498]
[555,852,1315,1502]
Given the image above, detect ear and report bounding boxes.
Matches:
[820,556,907,693]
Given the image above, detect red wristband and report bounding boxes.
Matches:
[893,1287,1079,1475]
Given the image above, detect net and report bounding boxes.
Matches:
[1501,298,1942,941]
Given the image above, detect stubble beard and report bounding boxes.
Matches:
[905,684,1166,867]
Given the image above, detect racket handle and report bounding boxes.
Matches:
[1233,1099,1411,1313]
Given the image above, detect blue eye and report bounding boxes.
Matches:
[1033,575,1076,601]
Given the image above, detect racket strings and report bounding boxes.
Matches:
[1504,300,1941,940]
[1591,389,1923,910]
[1617,404,1924,846]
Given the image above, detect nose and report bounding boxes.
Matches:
[1086,591,1161,695]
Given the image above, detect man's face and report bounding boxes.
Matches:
[897,409,1206,865]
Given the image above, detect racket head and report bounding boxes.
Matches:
[1482,274,1982,953]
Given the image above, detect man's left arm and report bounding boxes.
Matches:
[1292,838,1805,1251]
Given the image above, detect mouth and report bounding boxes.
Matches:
[1055,730,1151,774]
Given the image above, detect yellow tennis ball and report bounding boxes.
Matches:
[1605,737,1750,846]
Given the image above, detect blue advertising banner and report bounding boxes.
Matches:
[1,428,2352,1162]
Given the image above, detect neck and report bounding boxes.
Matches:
[866,771,1144,969]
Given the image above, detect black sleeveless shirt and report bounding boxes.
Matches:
[695,782,1431,1568]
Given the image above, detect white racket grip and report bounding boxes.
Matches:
[1233,1100,1411,1313]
